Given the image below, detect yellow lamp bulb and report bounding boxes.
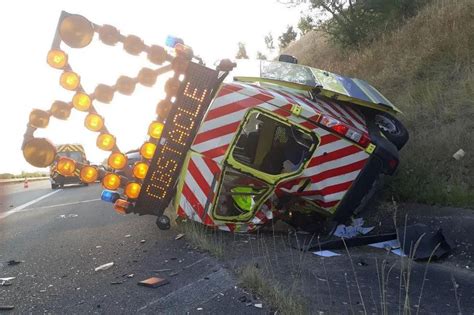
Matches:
[133,162,149,179]
[85,113,104,132]
[47,50,68,69]
[57,157,76,176]
[108,152,127,170]
[125,182,141,199]
[60,71,80,90]
[140,142,156,160]
[72,92,91,111]
[97,133,116,151]
[102,173,121,190]
[80,166,98,183]
[148,121,164,139]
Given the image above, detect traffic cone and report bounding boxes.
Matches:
[24,178,29,189]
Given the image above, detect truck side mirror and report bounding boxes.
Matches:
[278,54,298,64]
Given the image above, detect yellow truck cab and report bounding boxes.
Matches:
[50,144,88,189]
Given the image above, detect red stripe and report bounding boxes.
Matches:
[218,84,244,97]
[177,205,187,218]
[188,159,211,197]
[205,94,271,121]
[297,180,353,197]
[319,134,340,145]
[194,121,240,144]
[309,145,362,167]
[201,144,229,159]
[344,106,366,128]
[313,159,367,182]
[182,183,214,225]
[202,157,221,175]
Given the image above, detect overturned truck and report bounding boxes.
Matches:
[22,12,408,233]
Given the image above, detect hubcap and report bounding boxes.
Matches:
[375,115,398,135]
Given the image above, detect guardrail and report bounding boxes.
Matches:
[0,177,49,184]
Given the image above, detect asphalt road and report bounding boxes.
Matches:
[1,180,473,314]
[0,181,263,314]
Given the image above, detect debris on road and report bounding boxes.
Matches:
[0,305,15,311]
[7,260,22,266]
[125,234,131,238]
[398,224,452,260]
[138,277,169,288]
[58,214,78,219]
[175,233,184,240]
[95,245,102,249]
[110,281,123,285]
[254,303,263,309]
[94,262,114,272]
[140,239,146,243]
[0,277,15,286]
[452,148,465,160]
[368,239,400,250]
[313,250,341,257]
[126,274,134,278]
[333,218,374,238]
[196,307,203,311]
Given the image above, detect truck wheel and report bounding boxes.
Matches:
[156,215,171,230]
[51,183,59,189]
[374,113,409,150]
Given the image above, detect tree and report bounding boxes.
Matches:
[297,15,315,35]
[278,26,298,49]
[235,42,249,59]
[279,0,430,47]
[256,51,267,60]
[264,33,275,51]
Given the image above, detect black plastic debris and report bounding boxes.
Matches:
[7,260,22,266]
[397,223,451,260]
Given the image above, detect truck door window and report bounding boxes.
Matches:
[214,168,270,221]
[232,111,315,176]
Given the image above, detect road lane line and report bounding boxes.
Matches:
[0,190,62,219]
[22,198,101,211]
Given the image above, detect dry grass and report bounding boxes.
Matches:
[179,220,225,258]
[285,0,474,207]
[239,264,307,315]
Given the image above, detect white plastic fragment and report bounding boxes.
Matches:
[333,218,374,238]
[95,262,114,271]
[254,303,263,308]
[313,250,341,257]
[453,149,465,160]
[125,234,131,238]
[175,233,184,240]
[368,239,400,250]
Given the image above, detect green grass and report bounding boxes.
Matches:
[284,0,474,207]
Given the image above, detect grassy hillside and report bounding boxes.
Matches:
[284,0,474,207]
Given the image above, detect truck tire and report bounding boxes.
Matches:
[374,113,409,150]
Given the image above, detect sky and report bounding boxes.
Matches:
[0,0,305,174]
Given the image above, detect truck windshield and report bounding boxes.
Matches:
[260,61,318,87]
[57,151,84,162]
[232,111,315,176]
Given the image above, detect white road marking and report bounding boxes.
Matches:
[24,198,101,211]
[0,190,62,220]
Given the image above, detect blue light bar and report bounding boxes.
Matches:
[101,190,120,203]
[165,35,184,48]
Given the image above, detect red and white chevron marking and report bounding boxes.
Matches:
[176,153,274,232]
[187,82,369,225]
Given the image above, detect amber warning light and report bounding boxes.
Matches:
[133,63,220,216]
